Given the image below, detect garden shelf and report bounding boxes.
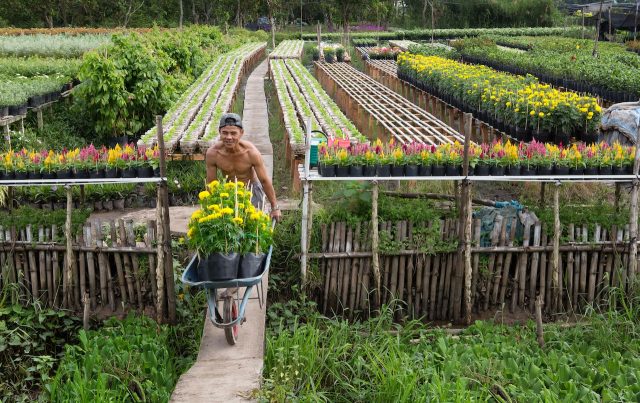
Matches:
[0,177,165,187]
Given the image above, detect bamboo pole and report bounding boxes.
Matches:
[628,128,640,284]
[371,182,381,308]
[535,296,545,348]
[111,221,128,306]
[155,116,166,322]
[552,182,561,313]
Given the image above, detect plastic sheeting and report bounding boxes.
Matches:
[600,101,640,146]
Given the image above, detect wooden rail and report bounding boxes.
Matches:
[315,62,466,145]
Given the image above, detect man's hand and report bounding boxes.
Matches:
[270,208,282,222]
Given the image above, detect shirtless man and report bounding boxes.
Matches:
[205,113,282,221]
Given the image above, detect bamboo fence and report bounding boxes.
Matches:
[310,217,640,321]
[0,219,173,316]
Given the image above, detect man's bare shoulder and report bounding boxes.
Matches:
[240,140,262,160]
[205,143,224,158]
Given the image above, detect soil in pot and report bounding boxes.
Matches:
[74,169,89,179]
[445,165,461,176]
[554,166,570,175]
[105,168,120,178]
[569,167,584,176]
[335,166,349,177]
[197,253,240,281]
[391,165,405,176]
[238,253,266,278]
[584,167,598,175]
[405,164,419,176]
[349,165,364,177]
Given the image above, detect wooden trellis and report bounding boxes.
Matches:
[315,62,467,145]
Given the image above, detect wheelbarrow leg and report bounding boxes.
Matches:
[223,296,239,345]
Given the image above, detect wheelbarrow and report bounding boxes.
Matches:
[181,245,272,345]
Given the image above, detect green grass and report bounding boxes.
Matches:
[261,287,640,402]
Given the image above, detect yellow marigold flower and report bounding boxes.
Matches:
[529,110,536,116]
[198,191,210,200]
[250,212,261,220]
[224,182,236,190]
[208,180,219,189]
[237,181,245,187]
[187,228,194,238]
[538,112,545,118]
[209,204,221,211]
[219,192,230,198]
[191,210,203,220]
[222,207,234,215]
[232,217,244,225]
[237,203,245,209]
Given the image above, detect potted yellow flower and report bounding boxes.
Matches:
[187,178,273,281]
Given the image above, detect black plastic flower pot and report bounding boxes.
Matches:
[521,167,536,176]
[74,169,89,179]
[474,164,490,176]
[391,164,405,176]
[432,165,445,176]
[197,253,240,281]
[363,165,376,177]
[554,166,570,175]
[42,171,56,180]
[405,164,419,176]
[322,164,336,177]
[445,165,461,176]
[584,167,598,176]
[28,171,42,179]
[375,164,391,177]
[18,105,27,115]
[137,166,154,178]
[3,171,15,180]
[105,168,120,178]
[8,105,20,116]
[0,106,7,118]
[599,166,613,176]
[613,166,629,175]
[418,164,432,176]
[57,169,73,179]
[490,166,505,176]
[238,253,266,279]
[122,167,137,178]
[335,166,349,177]
[537,166,553,176]
[153,167,161,177]
[506,166,521,176]
[15,171,28,180]
[90,168,105,179]
[349,165,364,177]
[569,168,584,176]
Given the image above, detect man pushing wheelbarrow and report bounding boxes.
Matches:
[182,113,278,345]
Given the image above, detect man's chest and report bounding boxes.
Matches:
[216,155,253,175]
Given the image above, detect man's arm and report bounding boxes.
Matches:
[251,149,281,221]
[205,147,217,185]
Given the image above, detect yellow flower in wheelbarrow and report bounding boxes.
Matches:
[198,191,210,200]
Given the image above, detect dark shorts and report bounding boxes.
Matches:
[249,181,266,211]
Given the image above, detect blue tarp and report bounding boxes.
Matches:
[473,201,524,247]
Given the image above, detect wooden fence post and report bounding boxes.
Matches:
[64,185,75,309]
[628,131,640,284]
[155,115,167,323]
[552,181,561,313]
[371,181,381,309]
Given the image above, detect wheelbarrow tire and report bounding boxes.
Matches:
[223,296,239,345]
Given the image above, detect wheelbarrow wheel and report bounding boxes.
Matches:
[223,296,239,345]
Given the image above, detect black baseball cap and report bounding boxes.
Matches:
[219,113,243,129]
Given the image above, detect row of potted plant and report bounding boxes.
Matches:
[0,33,111,58]
[362,46,402,60]
[282,59,365,142]
[269,40,304,59]
[454,36,640,103]
[397,53,602,144]
[318,139,636,177]
[0,144,160,180]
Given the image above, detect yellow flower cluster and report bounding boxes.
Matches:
[397,53,602,133]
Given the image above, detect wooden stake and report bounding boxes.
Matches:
[371,182,381,308]
[155,116,166,322]
[552,182,561,313]
[628,131,640,284]
[535,296,545,348]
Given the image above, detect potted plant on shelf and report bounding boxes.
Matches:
[42,150,58,179]
[324,48,336,63]
[598,143,614,175]
[390,145,407,176]
[106,145,122,178]
[335,148,351,177]
[1,151,15,180]
[373,139,391,177]
[121,144,138,178]
[418,147,434,176]
[363,148,377,177]
[583,144,600,175]
[567,145,585,175]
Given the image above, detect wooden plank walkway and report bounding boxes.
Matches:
[171,59,272,403]
[315,62,466,145]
